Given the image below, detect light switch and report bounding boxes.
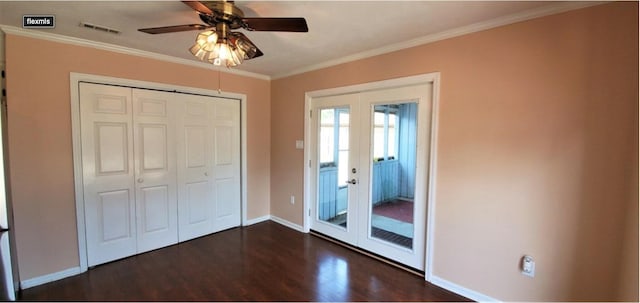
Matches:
[295,140,304,150]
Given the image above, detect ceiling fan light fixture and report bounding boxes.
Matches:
[229,33,258,59]
[189,30,251,68]
[228,46,245,66]
[209,41,234,66]
[189,30,216,60]
[189,30,217,54]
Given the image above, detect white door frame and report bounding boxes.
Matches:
[303,72,441,282]
[70,72,248,273]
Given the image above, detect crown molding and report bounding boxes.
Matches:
[0,25,271,81]
[272,1,605,80]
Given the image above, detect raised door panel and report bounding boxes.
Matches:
[211,99,241,231]
[186,181,209,224]
[214,179,234,218]
[80,83,137,267]
[185,126,207,168]
[140,125,168,172]
[132,89,178,253]
[139,185,170,233]
[176,95,214,241]
[99,190,133,242]
[95,123,129,175]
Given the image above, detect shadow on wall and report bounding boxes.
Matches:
[567,10,638,299]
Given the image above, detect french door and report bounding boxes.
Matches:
[309,93,361,245]
[310,83,432,270]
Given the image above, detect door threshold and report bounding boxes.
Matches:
[309,229,425,277]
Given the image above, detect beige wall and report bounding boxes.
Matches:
[4,34,271,280]
[271,3,638,301]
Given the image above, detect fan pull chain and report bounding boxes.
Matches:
[217,70,222,94]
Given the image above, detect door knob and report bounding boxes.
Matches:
[204,172,209,176]
[346,179,357,185]
[137,178,144,183]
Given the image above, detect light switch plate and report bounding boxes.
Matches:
[295,140,304,150]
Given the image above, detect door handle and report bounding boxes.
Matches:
[137,178,144,183]
[346,179,357,185]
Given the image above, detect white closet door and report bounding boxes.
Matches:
[176,94,215,241]
[132,89,178,253]
[80,82,242,264]
[80,83,136,266]
[211,99,241,232]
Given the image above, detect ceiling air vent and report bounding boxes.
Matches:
[80,22,121,34]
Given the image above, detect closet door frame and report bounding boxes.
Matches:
[70,72,248,273]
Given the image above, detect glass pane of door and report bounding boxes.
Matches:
[318,107,350,228]
[369,103,417,249]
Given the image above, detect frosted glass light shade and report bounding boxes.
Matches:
[189,30,250,67]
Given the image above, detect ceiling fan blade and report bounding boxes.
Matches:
[181,1,213,14]
[242,17,308,32]
[138,24,211,34]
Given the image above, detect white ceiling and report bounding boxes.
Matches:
[0,1,595,78]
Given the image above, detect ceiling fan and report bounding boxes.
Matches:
[138,1,308,67]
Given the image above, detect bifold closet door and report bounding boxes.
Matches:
[175,94,214,241]
[80,83,137,266]
[176,94,241,241]
[131,89,178,253]
[81,84,180,266]
[81,82,241,265]
[210,98,241,232]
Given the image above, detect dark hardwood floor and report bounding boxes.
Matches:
[19,221,470,302]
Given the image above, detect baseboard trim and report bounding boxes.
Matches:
[430,275,500,302]
[270,216,305,232]
[244,215,271,226]
[20,266,82,289]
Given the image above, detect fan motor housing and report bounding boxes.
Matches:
[199,1,246,29]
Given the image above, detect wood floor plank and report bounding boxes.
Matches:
[18,221,470,302]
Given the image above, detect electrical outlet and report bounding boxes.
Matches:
[290,195,295,205]
[521,255,535,277]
